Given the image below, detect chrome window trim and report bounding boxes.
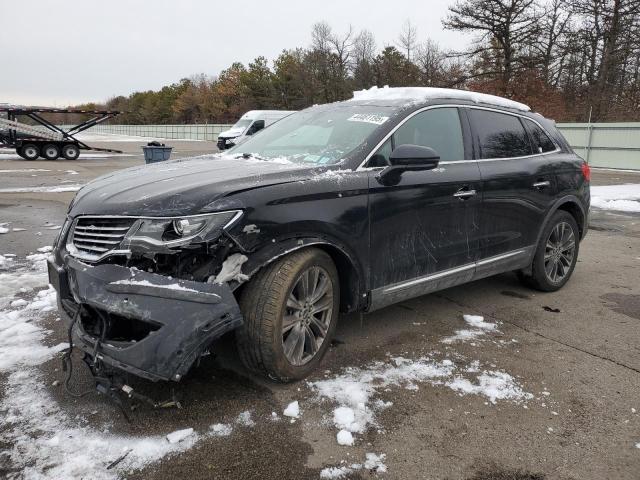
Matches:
[382,248,528,295]
[356,104,560,171]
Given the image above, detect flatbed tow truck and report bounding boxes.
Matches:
[0,105,122,160]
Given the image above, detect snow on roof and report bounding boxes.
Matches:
[351,86,530,112]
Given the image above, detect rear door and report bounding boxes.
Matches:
[367,106,482,309]
[467,108,559,274]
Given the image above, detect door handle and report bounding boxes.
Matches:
[453,189,477,200]
[533,180,551,189]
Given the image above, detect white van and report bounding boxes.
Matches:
[216,110,296,150]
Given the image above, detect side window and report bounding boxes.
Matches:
[523,118,556,153]
[246,120,265,136]
[393,107,464,161]
[469,110,532,159]
[367,138,392,167]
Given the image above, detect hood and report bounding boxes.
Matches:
[218,127,245,138]
[68,154,313,217]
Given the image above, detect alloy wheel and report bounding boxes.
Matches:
[544,221,576,283]
[282,266,333,366]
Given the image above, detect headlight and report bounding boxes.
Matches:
[127,210,242,250]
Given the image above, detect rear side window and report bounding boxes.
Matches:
[523,118,556,153]
[393,107,464,161]
[469,109,532,159]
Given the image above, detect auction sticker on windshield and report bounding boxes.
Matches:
[347,113,389,125]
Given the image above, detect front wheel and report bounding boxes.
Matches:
[236,248,339,382]
[518,210,579,292]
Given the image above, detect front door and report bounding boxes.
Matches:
[367,107,482,309]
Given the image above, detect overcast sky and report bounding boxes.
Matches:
[2,0,470,106]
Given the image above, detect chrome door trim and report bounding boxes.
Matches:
[381,248,529,295]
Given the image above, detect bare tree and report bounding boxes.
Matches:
[443,0,543,90]
[415,39,446,85]
[397,19,418,61]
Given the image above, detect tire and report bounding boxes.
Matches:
[518,210,580,292]
[42,143,60,160]
[16,148,27,159]
[62,144,80,160]
[20,144,40,160]
[236,248,340,382]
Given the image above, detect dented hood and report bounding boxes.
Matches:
[68,154,311,217]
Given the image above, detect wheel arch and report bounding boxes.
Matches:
[241,237,365,313]
[536,196,587,247]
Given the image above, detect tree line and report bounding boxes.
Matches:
[58,0,640,124]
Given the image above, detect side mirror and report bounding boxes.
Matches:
[378,144,440,184]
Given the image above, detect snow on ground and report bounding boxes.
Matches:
[591,184,640,212]
[320,453,387,478]
[441,314,499,344]
[0,184,84,193]
[283,400,300,418]
[0,251,254,479]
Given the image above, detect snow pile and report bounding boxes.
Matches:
[283,400,300,418]
[210,423,233,437]
[0,223,9,234]
[442,314,499,344]
[320,453,386,478]
[336,430,354,446]
[351,86,530,111]
[591,184,640,212]
[166,428,194,444]
[447,371,533,404]
[236,410,256,427]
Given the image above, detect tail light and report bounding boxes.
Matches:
[581,162,591,182]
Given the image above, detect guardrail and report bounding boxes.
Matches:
[62,122,640,170]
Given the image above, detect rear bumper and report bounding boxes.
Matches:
[48,254,243,382]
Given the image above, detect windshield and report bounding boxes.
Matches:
[228,105,396,165]
[230,119,253,132]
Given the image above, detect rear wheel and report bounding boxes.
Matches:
[42,143,60,160]
[518,210,579,292]
[20,144,40,160]
[62,144,80,160]
[236,248,339,382]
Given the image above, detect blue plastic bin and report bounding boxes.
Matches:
[142,145,173,163]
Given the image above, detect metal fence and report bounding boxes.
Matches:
[556,122,640,170]
[65,122,640,170]
[67,124,232,142]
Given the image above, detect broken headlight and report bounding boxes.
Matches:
[127,210,242,249]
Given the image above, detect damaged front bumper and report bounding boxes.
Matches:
[48,254,243,382]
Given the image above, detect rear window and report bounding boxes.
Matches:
[523,118,556,153]
[469,109,532,159]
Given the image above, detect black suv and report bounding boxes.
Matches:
[48,87,590,383]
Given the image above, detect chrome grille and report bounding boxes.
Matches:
[69,217,135,260]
